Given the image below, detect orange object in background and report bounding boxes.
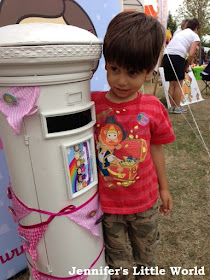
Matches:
[166,29,172,44]
[144,5,157,17]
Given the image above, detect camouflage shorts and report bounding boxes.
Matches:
[102,203,160,280]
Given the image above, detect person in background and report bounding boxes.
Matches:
[201,47,205,65]
[92,11,175,280]
[173,18,189,37]
[162,18,200,114]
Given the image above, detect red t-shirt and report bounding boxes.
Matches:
[91,91,175,214]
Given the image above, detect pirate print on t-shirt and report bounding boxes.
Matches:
[95,114,148,189]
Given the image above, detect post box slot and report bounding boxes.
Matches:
[46,109,92,133]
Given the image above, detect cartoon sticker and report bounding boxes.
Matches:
[3,93,18,106]
[67,140,94,195]
[137,113,149,126]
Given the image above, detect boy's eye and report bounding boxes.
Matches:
[129,70,138,76]
[111,66,118,72]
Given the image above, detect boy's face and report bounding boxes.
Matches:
[105,62,153,103]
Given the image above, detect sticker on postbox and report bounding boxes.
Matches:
[61,136,97,198]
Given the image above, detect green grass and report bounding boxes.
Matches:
[154,80,210,279]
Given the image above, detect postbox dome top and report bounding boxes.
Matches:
[0,23,101,47]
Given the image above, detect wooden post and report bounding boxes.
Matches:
[153,46,164,95]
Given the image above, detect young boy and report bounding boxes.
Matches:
[91,12,175,280]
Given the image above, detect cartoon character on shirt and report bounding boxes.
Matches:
[97,122,125,189]
[96,113,148,189]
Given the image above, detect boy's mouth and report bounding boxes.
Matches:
[115,87,129,93]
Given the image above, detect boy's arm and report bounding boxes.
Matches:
[150,144,172,216]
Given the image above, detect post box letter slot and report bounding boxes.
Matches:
[46,109,92,133]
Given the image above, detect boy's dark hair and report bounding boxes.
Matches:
[103,11,165,73]
[186,18,200,31]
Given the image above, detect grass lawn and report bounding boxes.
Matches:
[148,78,210,279]
[11,79,210,280]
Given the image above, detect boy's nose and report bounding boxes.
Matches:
[117,74,127,86]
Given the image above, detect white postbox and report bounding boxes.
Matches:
[0,23,107,280]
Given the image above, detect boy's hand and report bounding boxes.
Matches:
[159,189,173,216]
